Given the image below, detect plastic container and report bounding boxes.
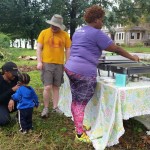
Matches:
[115,73,127,87]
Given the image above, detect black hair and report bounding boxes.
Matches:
[18,73,30,84]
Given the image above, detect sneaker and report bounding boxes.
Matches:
[41,107,49,118]
[52,107,63,115]
[83,125,91,131]
[19,129,27,134]
[75,132,91,143]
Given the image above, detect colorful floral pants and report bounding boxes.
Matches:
[65,68,97,134]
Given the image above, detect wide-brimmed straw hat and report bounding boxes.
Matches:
[46,14,65,30]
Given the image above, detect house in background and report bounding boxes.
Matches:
[102,23,150,46]
[10,39,37,49]
[10,24,150,49]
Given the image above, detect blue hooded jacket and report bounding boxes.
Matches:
[12,85,39,110]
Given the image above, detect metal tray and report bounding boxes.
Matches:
[109,63,148,68]
[97,61,137,71]
[109,63,150,75]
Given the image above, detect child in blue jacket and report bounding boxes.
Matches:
[12,73,39,134]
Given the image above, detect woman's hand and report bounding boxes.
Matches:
[8,99,15,112]
[132,55,140,62]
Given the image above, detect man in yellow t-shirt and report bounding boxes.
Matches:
[36,14,71,117]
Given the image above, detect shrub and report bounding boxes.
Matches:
[0,33,10,48]
[0,49,11,61]
[134,42,144,47]
[120,43,127,47]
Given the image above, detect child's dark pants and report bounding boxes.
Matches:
[18,108,33,131]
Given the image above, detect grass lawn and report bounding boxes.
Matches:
[0,48,94,150]
[124,46,150,53]
[0,47,150,150]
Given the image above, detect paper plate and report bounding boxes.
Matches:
[103,78,115,83]
[98,77,112,81]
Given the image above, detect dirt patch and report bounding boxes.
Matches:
[106,119,150,150]
[19,65,37,72]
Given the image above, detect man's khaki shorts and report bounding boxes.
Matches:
[41,63,64,87]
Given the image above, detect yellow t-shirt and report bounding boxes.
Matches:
[37,28,71,64]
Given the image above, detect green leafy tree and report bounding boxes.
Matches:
[2,0,149,48]
[19,0,47,49]
[0,0,116,44]
[43,0,113,39]
[113,0,150,26]
[0,0,47,49]
[134,0,150,23]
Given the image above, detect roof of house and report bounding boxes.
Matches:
[129,26,146,31]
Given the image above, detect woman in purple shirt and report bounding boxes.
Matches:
[65,5,139,143]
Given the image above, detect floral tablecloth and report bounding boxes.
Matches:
[58,73,150,150]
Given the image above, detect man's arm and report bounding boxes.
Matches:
[0,78,19,104]
[65,48,70,63]
[0,85,20,103]
[9,87,20,112]
[0,88,14,103]
[36,43,43,70]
